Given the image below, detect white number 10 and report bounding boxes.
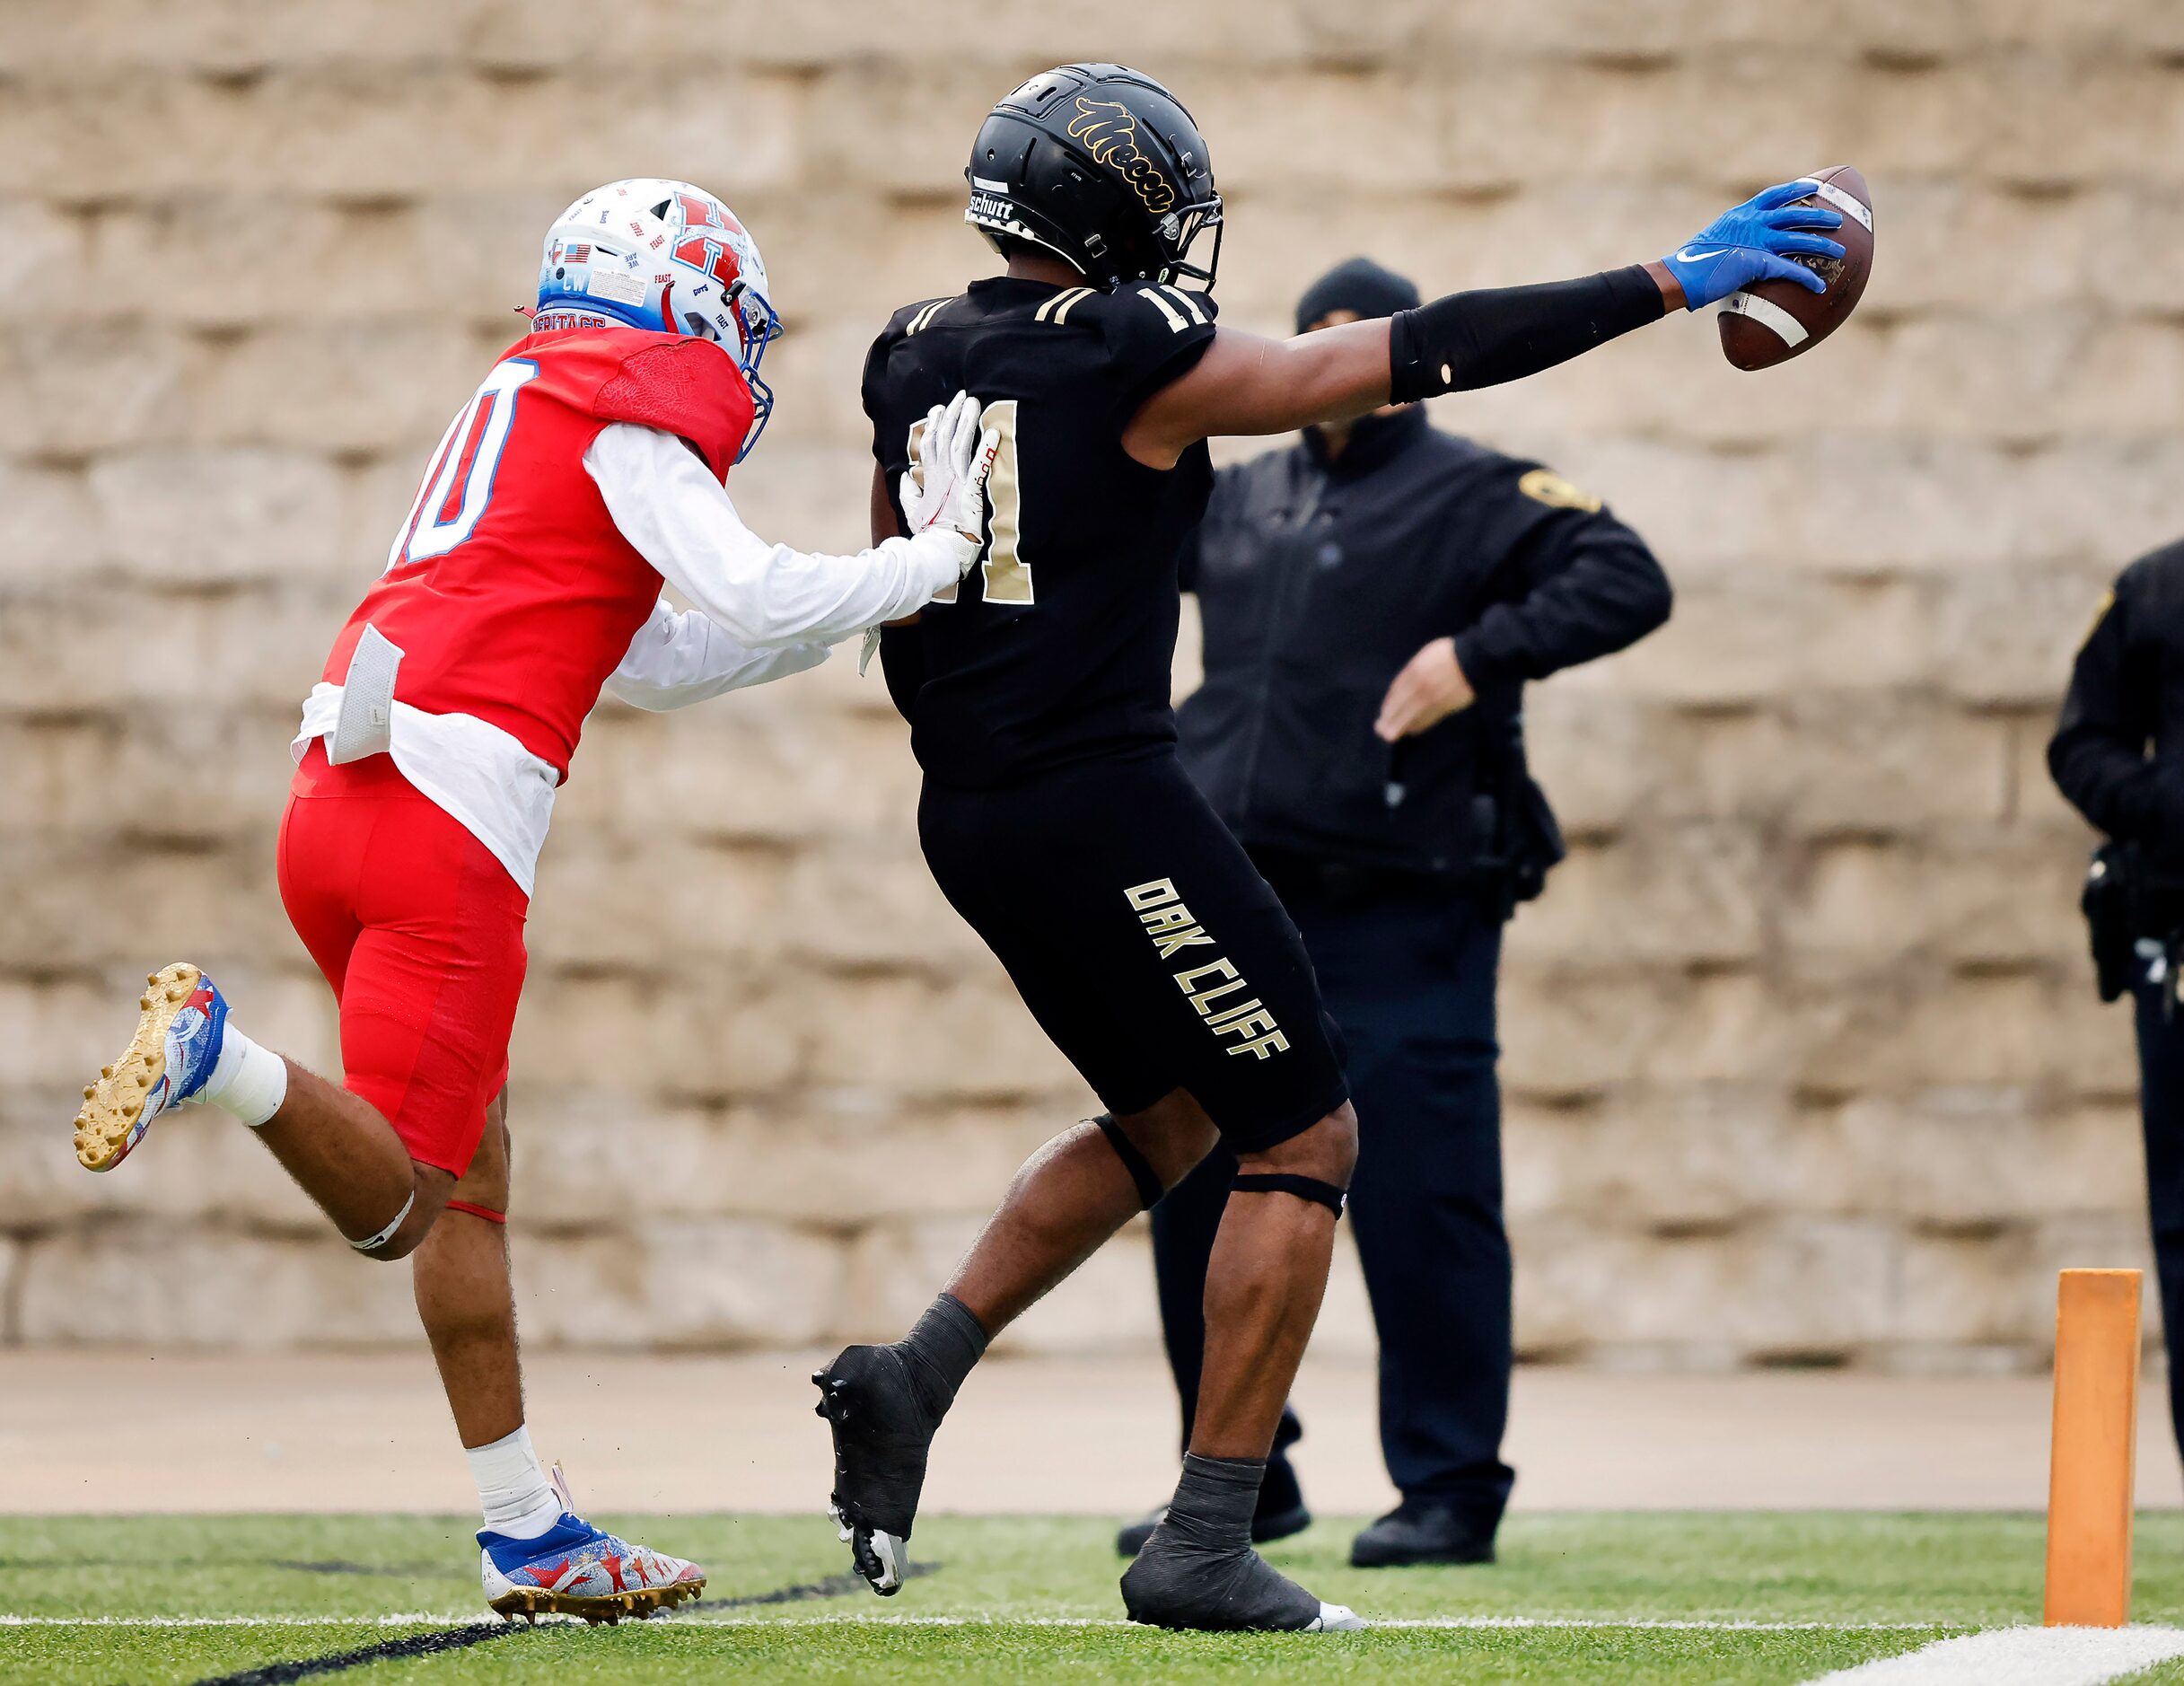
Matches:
[386,357,539,573]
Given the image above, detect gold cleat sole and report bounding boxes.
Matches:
[489,1577,706,1626]
[74,962,201,1172]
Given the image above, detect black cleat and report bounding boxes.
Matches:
[813,1345,944,1595]
[1120,1521,1362,1632]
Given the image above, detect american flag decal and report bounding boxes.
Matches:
[565,241,592,264]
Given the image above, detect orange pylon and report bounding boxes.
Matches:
[2044,1268,2142,1627]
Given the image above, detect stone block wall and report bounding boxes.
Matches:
[3,1,2180,1368]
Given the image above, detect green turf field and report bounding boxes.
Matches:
[5,1511,2184,1684]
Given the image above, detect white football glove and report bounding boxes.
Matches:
[900,391,998,578]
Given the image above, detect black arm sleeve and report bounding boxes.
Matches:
[1452,500,1672,691]
[1389,266,1666,402]
[2048,577,2162,843]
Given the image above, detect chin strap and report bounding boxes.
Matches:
[348,1190,417,1253]
[1232,1172,1346,1218]
[1094,1114,1166,1211]
[447,1199,507,1225]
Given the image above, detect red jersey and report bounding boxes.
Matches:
[321,326,756,777]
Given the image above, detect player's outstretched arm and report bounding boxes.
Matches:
[584,399,990,650]
[1124,180,1844,469]
[602,596,830,711]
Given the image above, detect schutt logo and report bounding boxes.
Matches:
[1066,97,1177,215]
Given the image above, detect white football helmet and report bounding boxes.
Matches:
[534,179,783,460]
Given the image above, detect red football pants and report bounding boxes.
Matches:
[276,742,529,1177]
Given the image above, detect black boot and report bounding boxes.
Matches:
[1349,1498,1496,1567]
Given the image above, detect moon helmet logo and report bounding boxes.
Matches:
[1065,96,1177,215]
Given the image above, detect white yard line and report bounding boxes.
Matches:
[0,1613,482,1628]
[0,1611,1960,1632]
[1801,1625,2184,1685]
[670,1613,1963,1631]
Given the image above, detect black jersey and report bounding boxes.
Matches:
[862,276,1220,788]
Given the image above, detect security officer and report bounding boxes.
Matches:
[2050,538,2184,1470]
[1118,257,1673,1567]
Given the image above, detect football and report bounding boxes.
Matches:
[1717,164,1874,370]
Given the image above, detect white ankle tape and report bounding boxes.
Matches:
[350,1191,416,1252]
[204,1030,288,1129]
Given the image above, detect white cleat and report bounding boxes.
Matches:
[1308,1602,1366,1631]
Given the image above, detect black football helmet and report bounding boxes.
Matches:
[964,63,1223,291]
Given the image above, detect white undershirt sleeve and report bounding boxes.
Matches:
[603,595,830,711]
[584,422,970,648]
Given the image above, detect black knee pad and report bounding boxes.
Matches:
[1093,1114,1165,1211]
[1232,1172,1346,1217]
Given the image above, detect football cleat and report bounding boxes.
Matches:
[1120,1526,1364,1633]
[812,1345,944,1595]
[74,963,229,1172]
[479,1512,706,1625]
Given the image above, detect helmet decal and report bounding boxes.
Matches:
[672,233,743,293]
[1065,98,1176,215]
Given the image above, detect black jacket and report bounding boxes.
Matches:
[1176,407,1671,882]
[2050,539,2184,898]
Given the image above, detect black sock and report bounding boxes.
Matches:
[1162,1453,1266,1554]
[898,1293,988,1418]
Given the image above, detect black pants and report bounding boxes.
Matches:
[1150,875,1516,1532]
[919,752,1349,1152]
[2136,974,2184,1462]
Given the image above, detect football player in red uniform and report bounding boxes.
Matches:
[70,178,996,1621]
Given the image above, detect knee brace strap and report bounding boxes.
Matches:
[349,1190,417,1252]
[1232,1172,1346,1217]
[447,1199,507,1225]
[1093,1114,1164,1211]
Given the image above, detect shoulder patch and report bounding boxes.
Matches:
[1517,468,1602,513]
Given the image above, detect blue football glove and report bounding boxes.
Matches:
[1662,181,1847,312]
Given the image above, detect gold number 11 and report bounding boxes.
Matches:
[922,398,1031,608]
[976,400,1031,605]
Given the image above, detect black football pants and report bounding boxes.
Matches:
[2135,971,2184,1464]
[1149,877,1516,1532]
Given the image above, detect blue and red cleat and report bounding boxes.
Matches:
[74,962,229,1172]
[479,1471,706,1624]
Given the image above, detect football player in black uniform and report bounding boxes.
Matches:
[818,63,1844,1632]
